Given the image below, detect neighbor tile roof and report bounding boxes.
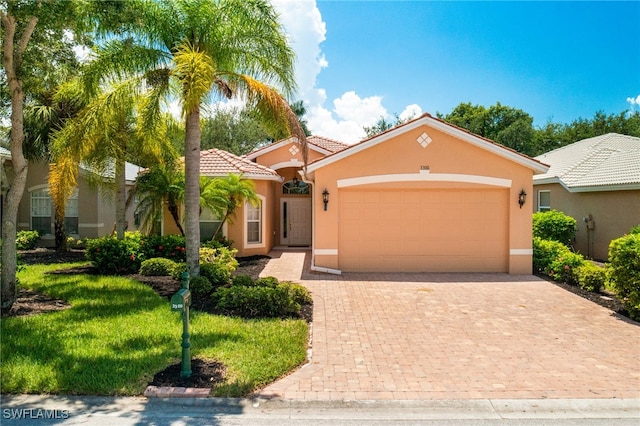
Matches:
[198,148,281,179]
[534,133,640,190]
[0,146,10,158]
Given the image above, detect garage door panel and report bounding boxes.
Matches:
[339,188,508,273]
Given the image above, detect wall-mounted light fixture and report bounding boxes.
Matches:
[292,174,299,187]
[518,189,527,209]
[322,188,329,211]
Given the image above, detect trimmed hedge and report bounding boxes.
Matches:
[199,262,231,288]
[608,232,640,320]
[574,262,606,293]
[139,257,177,276]
[532,210,577,246]
[214,275,312,319]
[85,236,141,275]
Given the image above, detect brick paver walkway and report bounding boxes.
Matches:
[256,250,640,401]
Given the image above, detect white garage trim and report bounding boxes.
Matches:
[510,249,533,255]
[337,172,512,188]
[314,248,338,255]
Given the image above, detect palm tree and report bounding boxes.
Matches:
[200,174,259,241]
[49,78,175,240]
[86,0,306,277]
[134,162,185,236]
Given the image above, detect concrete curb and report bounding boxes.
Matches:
[2,395,639,421]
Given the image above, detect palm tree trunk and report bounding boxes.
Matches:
[184,108,201,277]
[115,157,127,240]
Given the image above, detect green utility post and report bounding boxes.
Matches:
[170,272,192,378]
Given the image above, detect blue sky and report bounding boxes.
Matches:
[271,1,640,143]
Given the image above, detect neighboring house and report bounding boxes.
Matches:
[1,152,141,246]
[167,114,547,274]
[533,133,640,261]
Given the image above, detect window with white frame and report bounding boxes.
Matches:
[31,188,52,235]
[65,190,79,234]
[538,190,551,212]
[200,207,223,242]
[245,198,263,246]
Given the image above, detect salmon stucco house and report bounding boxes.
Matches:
[168,113,549,274]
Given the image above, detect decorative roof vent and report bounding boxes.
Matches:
[417,132,432,148]
[289,144,299,155]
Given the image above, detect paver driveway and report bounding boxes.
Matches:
[256,250,640,400]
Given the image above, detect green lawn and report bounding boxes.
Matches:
[1,263,308,396]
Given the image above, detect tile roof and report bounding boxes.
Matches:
[198,148,281,180]
[245,135,349,160]
[0,146,10,158]
[307,135,350,153]
[534,133,640,190]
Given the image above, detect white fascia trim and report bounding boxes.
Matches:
[510,249,533,255]
[534,177,640,192]
[269,159,304,171]
[338,172,512,188]
[567,183,640,193]
[314,248,338,256]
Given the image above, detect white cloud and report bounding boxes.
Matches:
[399,104,423,122]
[272,1,421,144]
[627,94,640,108]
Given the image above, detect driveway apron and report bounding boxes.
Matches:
[256,250,640,401]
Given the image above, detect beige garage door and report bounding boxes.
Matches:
[338,188,509,272]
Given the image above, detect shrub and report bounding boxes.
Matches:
[85,237,141,274]
[189,275,213,299]
[139,257,177,276]
[214,285,300,319]
[574,262,606,293]
[139,234,186,262]
[231,274,254,287]
[199,262,231,288]
[201,235,233,250]
[16,230,40,250]
[546,250,584,285]
[630,225,640,235]
[533,237,584,284]
[533,237,568,273]
[608,233,640,321]
[171,262,188,281]
[284,282,313,305]
[199,246,238,272]
[532,210,577,246]
[254,276,279,288]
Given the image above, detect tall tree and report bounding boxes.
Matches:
[1,0,81,309]
[88,0,305,278]
[438,102,536,155]
[201,106,272,155]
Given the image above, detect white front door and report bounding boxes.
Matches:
[281,198,311,246]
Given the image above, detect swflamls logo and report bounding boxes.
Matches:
[2,408,70,419]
